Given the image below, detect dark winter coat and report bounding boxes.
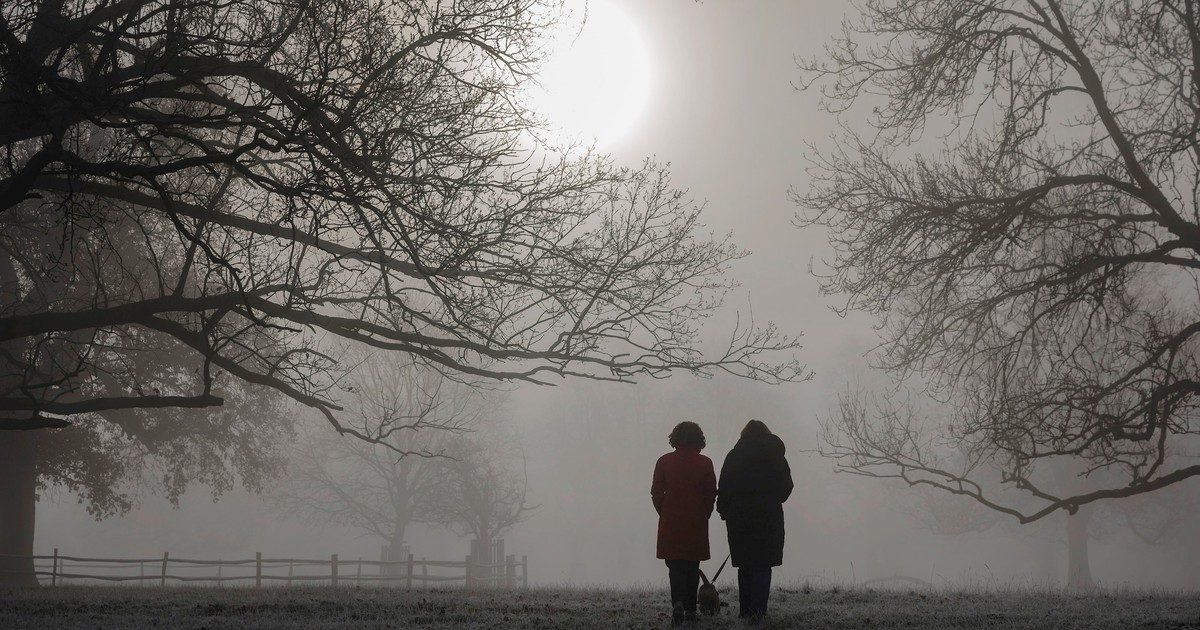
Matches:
[716,433,793,568]
[652,447,718,561]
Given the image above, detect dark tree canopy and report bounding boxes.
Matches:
[42,377,293,518]
[798,0,1200,522]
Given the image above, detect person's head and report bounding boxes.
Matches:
[741,419,771,439]
[668,421,706,450]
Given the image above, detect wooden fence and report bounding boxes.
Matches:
[0,549,527,588]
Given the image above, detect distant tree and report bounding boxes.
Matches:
[1107,476,1200,587]
[889,457,1091,588]
[799,0,1200,527]
[273,354,478,558]
[899,461,1200,588]
[0,0,804,583]
[423,430,537,558]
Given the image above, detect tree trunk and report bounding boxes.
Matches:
[1186,531,1200,591]
[0,430,39,587]
[1065,507,1095,590]
[385,525,407,577]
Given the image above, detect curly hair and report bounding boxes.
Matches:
[668,421,706,449]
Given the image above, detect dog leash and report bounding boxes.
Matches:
[711,554,730,582]
[699,554,732,586]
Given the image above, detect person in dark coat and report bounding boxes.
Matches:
[651,421,717,626]
[717,419,793,621]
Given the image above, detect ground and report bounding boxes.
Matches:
[2,585,1199,629]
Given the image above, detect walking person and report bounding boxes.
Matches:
[651,421,717,626]
[717,420,793,622]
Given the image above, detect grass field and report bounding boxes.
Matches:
[2,584,1200,628]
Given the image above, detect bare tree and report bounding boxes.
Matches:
[423,430,537,557]
[0,0,805,582]
[274,353,479,557]
[798,0,1200,524]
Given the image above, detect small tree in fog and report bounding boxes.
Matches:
[274,355,478,556]
[798,0,1200,532]
[424,432,537,556]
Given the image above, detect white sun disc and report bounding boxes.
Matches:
[531,1,653,148]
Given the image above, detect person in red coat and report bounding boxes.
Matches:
[651,421,717,625]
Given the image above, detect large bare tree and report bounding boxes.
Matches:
[798,0,1200,525]
[0,0,805,584]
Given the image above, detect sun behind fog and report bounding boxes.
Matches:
[529,0,652,148]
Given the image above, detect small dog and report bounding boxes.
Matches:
[697,555,730,616]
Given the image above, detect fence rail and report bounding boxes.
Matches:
[0,549,528,588]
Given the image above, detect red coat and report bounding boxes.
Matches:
[651,447,717,560]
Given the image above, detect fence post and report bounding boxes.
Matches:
[521,555,528,588]
[160,552,169,587]
[331,554,338,587]
[51,548,58,587]
[421,557,427,586]
[255,552,262,588]
[217,563,222,584]
[505,555,515,589]
[287,559,294,587]
[464,554,473,589]
[406,553,414,590]
[357,557,362,585]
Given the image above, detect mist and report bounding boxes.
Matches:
[15,0,1196,595]
[5,0,1200,627]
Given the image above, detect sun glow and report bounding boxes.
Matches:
[530,1,653,148]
